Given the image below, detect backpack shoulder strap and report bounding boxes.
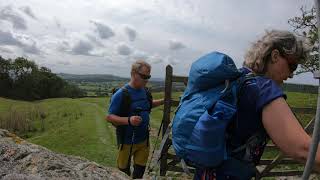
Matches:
[110,86,131,116]
[120,86,131,116]
[144,87,153,111]
[235,72,257,102]
[114,86,131,149]
[228,73,268,164]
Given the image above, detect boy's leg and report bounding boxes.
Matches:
[117,144,131,176]
[132,140,149,179]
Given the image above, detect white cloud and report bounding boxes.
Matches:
[0,46,13,54]
[90,20,115,39]
[57,60,70,65]
[132,50,148,60]
[0,30,22,46]
[69,37,106,57]
[22,42,41,54]
[71,40,94,56]
[19,6,37,20]
[57,40,71,52]
[53,17,67,36]
[16,33,42,55]
[124,26,137,41]
[149,54,163,64]
[0,30,42,55]
[130,50,163,64]
[116,43,132,56]
[86,34,104,47]
[169,39,186,51]
[0,6,27,30]
[165,56,179,65]
[0,0,314,83]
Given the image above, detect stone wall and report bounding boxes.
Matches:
[0,129,129,180]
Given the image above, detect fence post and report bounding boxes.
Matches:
[160,65,173,176]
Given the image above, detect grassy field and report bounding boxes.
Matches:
[0,97,117,166]
[0,93,169,167]
[0,91,317,178]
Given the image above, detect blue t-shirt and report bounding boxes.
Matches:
[108,84,151,144]
[229,68,286,146]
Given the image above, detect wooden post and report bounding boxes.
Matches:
[160,65,173,176]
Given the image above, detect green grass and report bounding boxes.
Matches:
[0,93,167,167]
[0,97,118,166]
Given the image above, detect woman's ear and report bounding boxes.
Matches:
[270,49,280,64]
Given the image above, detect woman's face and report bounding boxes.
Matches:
[265,49,297,85]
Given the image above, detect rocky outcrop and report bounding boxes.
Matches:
[0,129,129,180]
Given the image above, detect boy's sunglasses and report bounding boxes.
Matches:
[138,72,151,80]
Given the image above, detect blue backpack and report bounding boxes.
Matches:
[172,51,260,169]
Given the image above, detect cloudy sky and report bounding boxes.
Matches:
[0,0,316,84]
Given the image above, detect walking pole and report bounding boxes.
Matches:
[127,107,143,175]
[302,0,320,179]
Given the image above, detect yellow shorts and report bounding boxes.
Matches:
[117,140,150,169]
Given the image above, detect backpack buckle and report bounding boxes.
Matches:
[221,80,230,94]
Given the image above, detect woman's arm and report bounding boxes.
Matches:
[262,97,320,172]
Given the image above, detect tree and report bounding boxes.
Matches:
[0,56,85,100]
[288,6,318,74]
[0,56,13,97]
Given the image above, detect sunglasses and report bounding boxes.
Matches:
[277,49,298,73]
[282,55,298,73]
[288,62,298,73]
[137,72,151,80]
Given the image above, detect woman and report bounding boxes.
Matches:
[195,30,319,179]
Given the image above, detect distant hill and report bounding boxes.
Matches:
[58,73,165,83]
[57,73,318,94]
[150,77,165,82]
[57,73,130,82]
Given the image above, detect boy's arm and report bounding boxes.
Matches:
[106,114,142,126]
[152,98,164,108]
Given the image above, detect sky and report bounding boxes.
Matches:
[0,0,317,84]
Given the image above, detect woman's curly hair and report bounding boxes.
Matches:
[243,30,310,74]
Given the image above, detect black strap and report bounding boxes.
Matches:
[115,87,131,150]
[121,86,131,115]
[144,87,153,112]
[227,73,268,164]
[230,131,268,165]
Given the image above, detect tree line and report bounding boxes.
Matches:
[289,6,318,74]
[0,56,85,100]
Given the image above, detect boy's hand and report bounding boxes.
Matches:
[129,116,142,126]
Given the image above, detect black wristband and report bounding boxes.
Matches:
[128,117,132,126]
